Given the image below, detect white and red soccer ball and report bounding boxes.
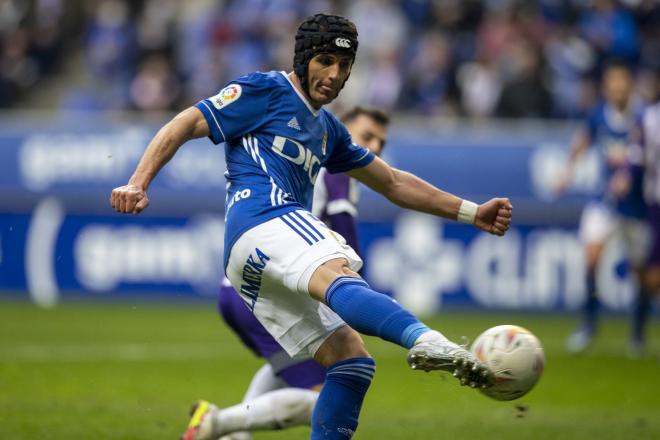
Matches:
[471,325,545,401]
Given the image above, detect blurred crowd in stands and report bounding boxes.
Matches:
[1,0,659,118]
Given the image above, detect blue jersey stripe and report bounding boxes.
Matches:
[291,211,324,241]
[299,210,327,232]
[269,178,277,206]
[283,213,319,243]
[280,216,314,245]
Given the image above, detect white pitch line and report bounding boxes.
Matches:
[0,342,247,362]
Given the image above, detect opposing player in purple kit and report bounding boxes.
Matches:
[210,107,389,440]
[632,84,660,355]
[110,13,512,440]
[555,60,650,355]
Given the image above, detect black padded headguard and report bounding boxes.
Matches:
[293,13,359,98]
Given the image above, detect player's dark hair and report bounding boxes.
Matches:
[341,106,390,127]
[293,13,358,98]
[601,58,633,76]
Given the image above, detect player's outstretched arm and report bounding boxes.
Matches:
[347,156,512,236]
[555,128,590,196]
[110,107,209,214]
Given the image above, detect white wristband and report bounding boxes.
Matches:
[457,200,478,224]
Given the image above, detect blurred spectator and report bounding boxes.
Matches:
[84,0,135,81]
[399,30,454,115]
[129,53,180,111]
[3,0,660,119]
[496,40,552,118]
[544,23,596,118]
[579,0,639,69]
[0,0,65,107]
[457,57,501,118]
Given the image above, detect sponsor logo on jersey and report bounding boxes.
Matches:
[271,136,321,184]
[210,84,242,110]
[334,38,351,48]
[227,188,251,212]
[240,248,270,310]
[287,116,301,131]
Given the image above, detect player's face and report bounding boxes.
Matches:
[346,114,387,156]
[306,53,353,107]
[603,67,633,107]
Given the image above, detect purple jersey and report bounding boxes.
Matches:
[646,206,660,266]
[641,103,660,207]
[640,103,660,265]
[312,168,360,254]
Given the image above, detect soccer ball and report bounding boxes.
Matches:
[470,325,545,401]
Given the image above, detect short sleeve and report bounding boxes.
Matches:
[195,73,273,144]
[324,120,375,174]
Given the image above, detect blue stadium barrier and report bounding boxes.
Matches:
[0,116,636,312]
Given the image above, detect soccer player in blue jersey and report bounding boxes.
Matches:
[555,60,650,355]
[111,14,512,440]
[208,107,388,440]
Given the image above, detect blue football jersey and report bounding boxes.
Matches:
[195,71,375,266]
[585,101,645,218]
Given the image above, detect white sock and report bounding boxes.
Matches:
[213,388,319,436]
[414,329,449,345]
[217,363,285,440]
[242,364,285,401]
[218,433,251,440]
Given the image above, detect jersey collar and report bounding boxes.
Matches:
[281,71,320,117]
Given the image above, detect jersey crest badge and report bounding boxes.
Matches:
[211,84,242,110]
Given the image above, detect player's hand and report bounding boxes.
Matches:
[110,184,149,214]
[609,170,631,199]
[605,143,628,168]
[553,169,572,197]
[474,197,512,236]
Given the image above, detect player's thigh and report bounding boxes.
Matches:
[579,203,615,268]
[619,218,652,269]
[584,242,607,269]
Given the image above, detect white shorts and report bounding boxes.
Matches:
[225,209,363,359]
[579,202,651,266]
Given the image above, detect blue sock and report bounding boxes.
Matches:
[311,357,375,439]
[632,288,651,344]
[325,276,430,348]
[583,270,598,333]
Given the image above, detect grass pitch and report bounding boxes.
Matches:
[1,300,659,439]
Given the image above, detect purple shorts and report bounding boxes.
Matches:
[647,205,660,266]
[218,283,326,389]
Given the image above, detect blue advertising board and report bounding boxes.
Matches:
[0,116,636,311]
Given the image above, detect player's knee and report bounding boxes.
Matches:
[642,268,660,291]
[585,244,604,269]
[314,326,370,367]
[308,258,360,303]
